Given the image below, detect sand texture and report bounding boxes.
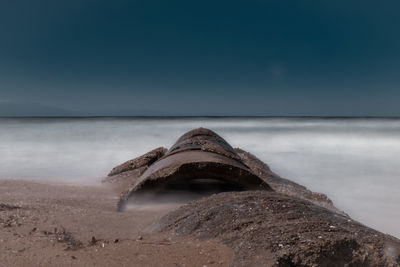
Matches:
[0,180,232,267]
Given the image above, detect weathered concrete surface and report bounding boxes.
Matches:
[149,191,400,267]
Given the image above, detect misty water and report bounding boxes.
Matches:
[0,117,399,238]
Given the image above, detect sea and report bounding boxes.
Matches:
[0,117,399,238]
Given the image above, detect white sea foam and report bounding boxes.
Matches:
[0,117,399,238]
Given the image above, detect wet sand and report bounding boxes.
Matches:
[0,179,233,266]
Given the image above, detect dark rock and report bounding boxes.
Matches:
[0,203,21,211]
[110,128,272,211]
[167,127,242,161]
[107,128,342,214]
[105,128,400,265]
[90,236,97,246]
[103,146,167,193]
[106,146,167,177]
[42,227,83,251]
[149,191,400,267]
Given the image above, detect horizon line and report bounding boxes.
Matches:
[1,115,400,119]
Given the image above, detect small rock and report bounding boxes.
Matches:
[90,236,97,245]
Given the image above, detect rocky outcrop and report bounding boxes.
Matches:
[107,146,167,177]
[105,131,339,214]
[102,147,167,191]
[149,191,400,266]
[105,128,400,266]
[106,128,272,211]
[167,127,242,161]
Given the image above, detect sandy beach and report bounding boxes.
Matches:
[0,179,233,266]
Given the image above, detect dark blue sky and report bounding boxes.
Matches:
[1,0,399,116]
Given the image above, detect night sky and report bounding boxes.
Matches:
[1,0,399,116]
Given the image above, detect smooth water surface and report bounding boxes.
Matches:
[0,117,399,238]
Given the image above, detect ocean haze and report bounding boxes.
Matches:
[0,117,399,238]
[0,101,166,117]
[0,101,75,117]
[1,92,399,116]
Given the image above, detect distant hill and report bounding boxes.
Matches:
[0,101,75,117]
[0,101,173,117]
